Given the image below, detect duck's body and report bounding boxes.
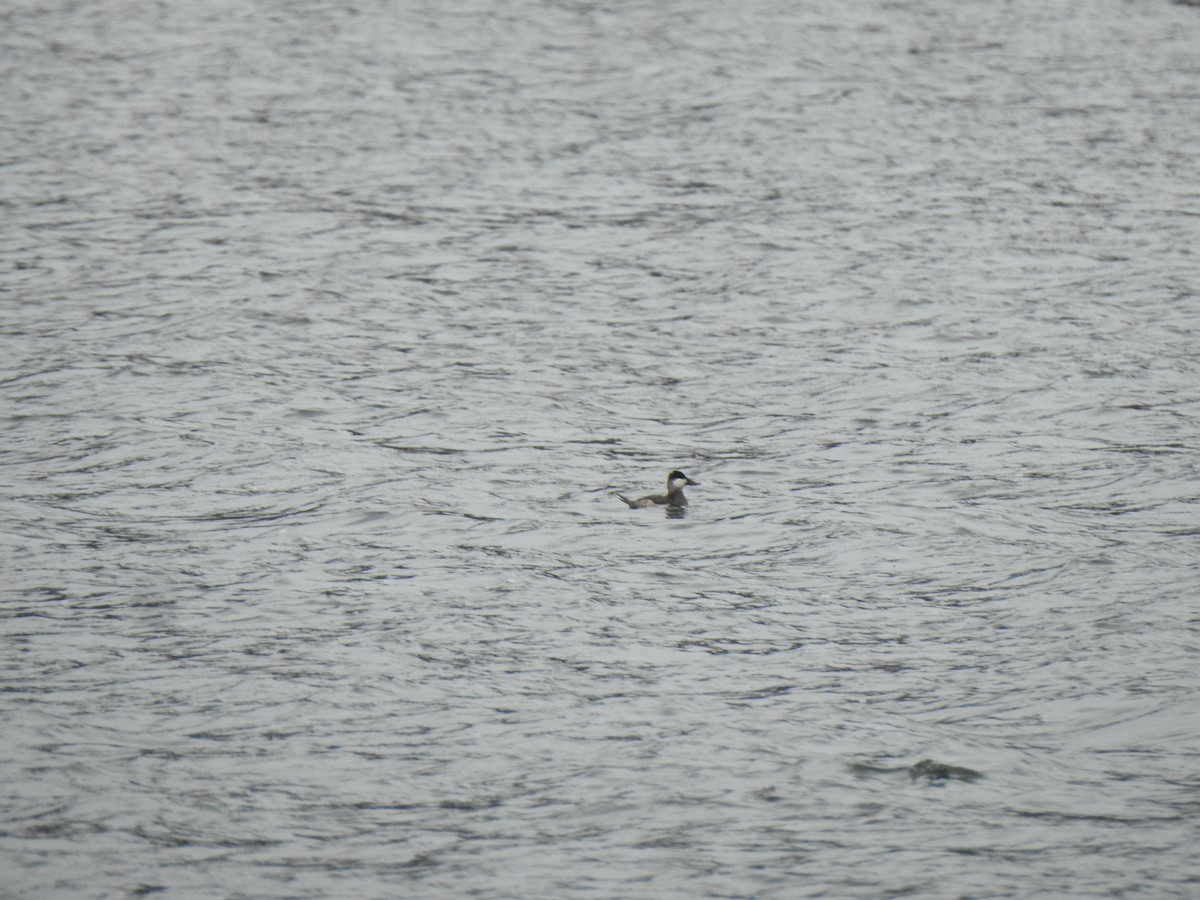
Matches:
[617,470,700,509]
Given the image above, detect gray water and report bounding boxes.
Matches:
[3,0,1200,896]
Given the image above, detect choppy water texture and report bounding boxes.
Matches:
[3,0,1200,896]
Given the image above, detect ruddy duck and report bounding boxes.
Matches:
[617,470,700,509]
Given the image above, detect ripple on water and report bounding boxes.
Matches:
[3,0,1200,897]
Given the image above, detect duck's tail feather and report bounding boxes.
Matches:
[616,493,636,508]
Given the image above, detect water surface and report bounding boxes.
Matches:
[3,0,1200,896]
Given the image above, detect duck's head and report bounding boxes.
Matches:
[668,470,699,490]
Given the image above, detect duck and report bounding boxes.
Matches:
[617,470,700,509]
